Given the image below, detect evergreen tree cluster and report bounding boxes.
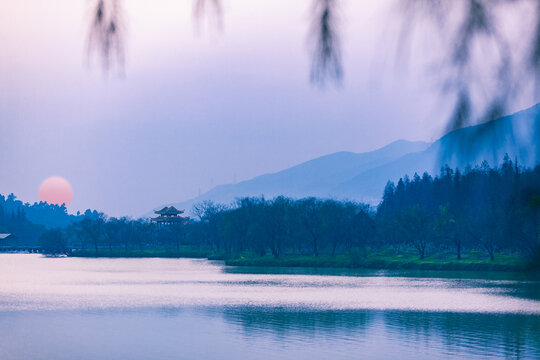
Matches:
[378,157,540,260]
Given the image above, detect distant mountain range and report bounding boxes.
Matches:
[149,103,540,216]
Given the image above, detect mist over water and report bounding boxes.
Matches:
[0,255,539,359]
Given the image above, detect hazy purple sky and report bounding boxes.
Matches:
[0,0,534,216]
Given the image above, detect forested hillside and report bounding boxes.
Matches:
[0,194,97,245]
[4,159,539,270]
[65,159,539,270]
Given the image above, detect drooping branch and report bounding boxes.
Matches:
[87,0,125,74]
[193,0,223,33]
[310,0,342,86]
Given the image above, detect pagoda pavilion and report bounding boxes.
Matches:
[150,206,188,226]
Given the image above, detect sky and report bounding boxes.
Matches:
[0,0,534,217]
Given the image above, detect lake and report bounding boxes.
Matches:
[0,254,539,359]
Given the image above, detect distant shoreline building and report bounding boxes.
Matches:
[0,233,20,251]
[150,206,188,226]
[0,233,15,245]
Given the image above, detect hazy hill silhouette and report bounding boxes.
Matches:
[152,103,540,215]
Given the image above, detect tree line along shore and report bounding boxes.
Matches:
[2,158,540,272]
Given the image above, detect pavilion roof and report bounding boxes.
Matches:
[154,206,184,215]
[166,206,184,214]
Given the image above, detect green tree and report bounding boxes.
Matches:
[38,229,68,255]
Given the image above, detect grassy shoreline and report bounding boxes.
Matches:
[68,249,535,272]
[224,255,527,272]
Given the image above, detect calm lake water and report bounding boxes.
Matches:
[0,254,539,359]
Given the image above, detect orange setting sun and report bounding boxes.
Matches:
[38,176,73,206]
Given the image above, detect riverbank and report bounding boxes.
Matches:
[225,254,529,272]
[68,249,535,272]
[70,248,211,259]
